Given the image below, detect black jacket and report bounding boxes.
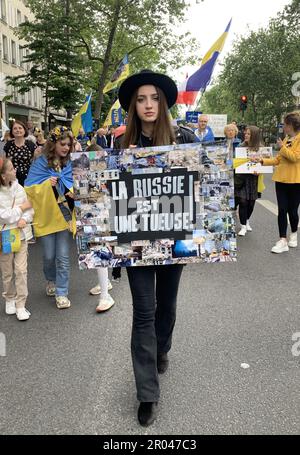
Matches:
[114,126,199,149]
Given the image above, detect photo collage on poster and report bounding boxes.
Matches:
[71,142,237,269]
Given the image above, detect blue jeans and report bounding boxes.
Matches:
[40,230,70,296]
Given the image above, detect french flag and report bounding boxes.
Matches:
[177,19,232,105]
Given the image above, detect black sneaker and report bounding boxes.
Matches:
[157,353,169,374]
[137,402,158,427]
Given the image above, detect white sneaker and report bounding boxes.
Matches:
[96,294,115,313]
[271,239,289,253]
[246,221,252,232]
[5,300,16,315]
[238,225,247,236]
[16,307,31,321]
[288,232,297,248]
[89,280,113,295]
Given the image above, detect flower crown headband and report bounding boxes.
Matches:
[48,126,71,143]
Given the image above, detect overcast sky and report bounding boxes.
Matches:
[176,0,290,81]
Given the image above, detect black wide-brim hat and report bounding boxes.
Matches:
[118,69,178,112]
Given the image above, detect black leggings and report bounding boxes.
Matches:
[236,198,256,225]
[112,266,121,279]
[275,182,300,237]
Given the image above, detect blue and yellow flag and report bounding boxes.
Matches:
[24,156,74,237]
[103,99,123,127]
[71,94,93,137]
[1,228,21,254]
[103,54,130,94]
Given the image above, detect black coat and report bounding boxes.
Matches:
[114,126,199,149]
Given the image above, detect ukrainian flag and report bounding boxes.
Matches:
[24,156,74,237]
[103,54,130,94]
[71,94,93,138]
[103,99,123,127]
[1,228,21,254]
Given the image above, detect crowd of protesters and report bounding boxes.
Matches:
[1,71,300,426]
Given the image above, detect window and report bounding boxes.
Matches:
[0,0,6,22]
[24,15,28,23]
[2,35,8,61]
[26,48,30,71]
[19,45,24,68]
[11,40,16,65]
[13,87,18,103]
[33,87,38,107]
[17,9,21,25]
[28,89,32,106]
[21,92,25,105]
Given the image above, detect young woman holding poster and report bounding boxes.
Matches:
[234,125,263,236]
[260,111,300,253]
[118,70,197,427]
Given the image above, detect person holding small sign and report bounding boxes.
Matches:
[234,125,263,236]
[0,158,34,320]
[259,112,300,253]
[118,69,198,427]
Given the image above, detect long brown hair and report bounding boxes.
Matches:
[43,130,74,169]
[244,125,263,150]
[123,86,175,148]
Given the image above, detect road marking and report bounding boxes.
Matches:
[257,199,278,216]
[257,199,300,227]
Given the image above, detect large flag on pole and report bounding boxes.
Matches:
[177,19,232,105]
[103,54,130,94]
[71,94,93,137]
[103,99,123,127]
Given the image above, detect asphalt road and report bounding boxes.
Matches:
[1,174,300,435]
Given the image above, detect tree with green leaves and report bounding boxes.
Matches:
[7,0,86,130]
[72,0,199,123]
[8,0,199,127]
[200,0,300,128]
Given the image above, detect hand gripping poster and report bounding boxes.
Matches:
[71,143,237,269]
[234,146,273,174]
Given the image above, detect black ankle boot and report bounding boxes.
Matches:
[138,402,158,426]
[157,353,169,374]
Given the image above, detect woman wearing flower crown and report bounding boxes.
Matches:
[25,126,74,309]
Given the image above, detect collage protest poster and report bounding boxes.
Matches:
[71,143,237,269]
[234,147,273,174]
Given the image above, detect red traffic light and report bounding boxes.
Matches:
[240,95,248,112]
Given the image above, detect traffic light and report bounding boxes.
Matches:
[240,95,248,111]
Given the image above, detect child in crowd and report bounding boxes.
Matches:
[84,143,115,312]
[0,158,34,320]
[25,126,74,309]
[89,269,115,312]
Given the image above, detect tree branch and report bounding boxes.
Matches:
[127,43,151,56]
[76,35,104,63]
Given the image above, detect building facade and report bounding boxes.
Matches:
[0,0,45,128]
